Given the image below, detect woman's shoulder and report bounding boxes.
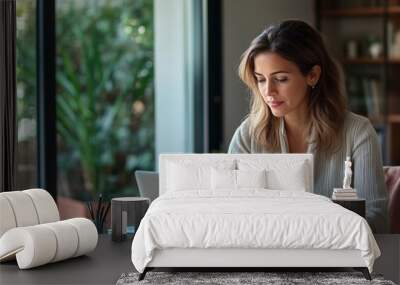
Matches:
[237,116,252,132]
[228,116,252,153]
[342,112,380,150]
[343,111,375,134]
[232,116,253,143]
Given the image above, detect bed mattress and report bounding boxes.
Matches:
[131,189,380,273]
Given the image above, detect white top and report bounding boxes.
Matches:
[228,112,389,233]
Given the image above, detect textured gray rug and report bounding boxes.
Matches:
[116,271,396,285]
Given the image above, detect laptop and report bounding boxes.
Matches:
[134,170,159,202]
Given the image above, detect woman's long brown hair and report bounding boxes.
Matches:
[238,20,346,153]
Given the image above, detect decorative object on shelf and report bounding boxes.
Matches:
[333,157,358,200]
[362,36,382,59]
[391,30,400,58]
[332,188,359,200]
[343,156,353,189]
[369,42,383,59]
[346,40,358,59]
[111,197,150,242]
[86,194,110,234]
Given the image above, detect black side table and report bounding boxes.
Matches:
[332,199,366,218]
[111,197,150,241]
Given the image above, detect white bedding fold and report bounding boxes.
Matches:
[131,190,380,273]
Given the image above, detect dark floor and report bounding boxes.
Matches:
[0,234,133,285]
[1,234,399,285]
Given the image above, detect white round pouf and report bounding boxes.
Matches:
[0,196,17,237]
[0,226,57,269]
[42,221,79,262]
[0,191,39,227]
[23,189,60,223]
[0,189,98,269]
[65,218,98,257]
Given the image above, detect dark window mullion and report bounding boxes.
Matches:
[0,0,17,192]
[193,0,205,153]
[36,0,57,199]
[207,0,223,153]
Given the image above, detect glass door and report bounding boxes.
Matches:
[16,0,37,190]
[55,0,155,219]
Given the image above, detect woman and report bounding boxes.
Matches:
[228,20,388,233]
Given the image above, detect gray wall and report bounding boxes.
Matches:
[222,0,315,150]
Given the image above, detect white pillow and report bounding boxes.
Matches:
[167,163,209,191]
[267,165,307,191]
[238,159,310,192]
[211,168,236,189]
[166,160,235,191]
[211,168,268,190]
[237,169,267,188]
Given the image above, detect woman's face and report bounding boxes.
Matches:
[253,51,317,118]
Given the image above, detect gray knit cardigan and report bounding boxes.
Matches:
[228,112,389,233]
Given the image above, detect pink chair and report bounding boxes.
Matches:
[383,166,400,234]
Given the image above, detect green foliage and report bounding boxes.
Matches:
[56,0,154,200]
[16,1,37,128]
[16,0,155,200]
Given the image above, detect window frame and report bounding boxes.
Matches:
[36,0,57,199]
[33,0,222,199]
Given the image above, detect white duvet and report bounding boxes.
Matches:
[131,190,380,273]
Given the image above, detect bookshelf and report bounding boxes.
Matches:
[342,58,400,64]
[321,6,400,17]
[317,0,400,165]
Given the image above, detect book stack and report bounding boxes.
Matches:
[332,188,358,200]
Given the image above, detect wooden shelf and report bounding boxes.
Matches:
[342,58,400,65]
[388,114,400,123]
[318,2,400,164]
[321,6,400,17]
[388,6,400,14]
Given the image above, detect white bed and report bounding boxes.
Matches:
[131,154,380,280]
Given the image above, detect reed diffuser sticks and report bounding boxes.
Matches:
[86,194,110,234]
